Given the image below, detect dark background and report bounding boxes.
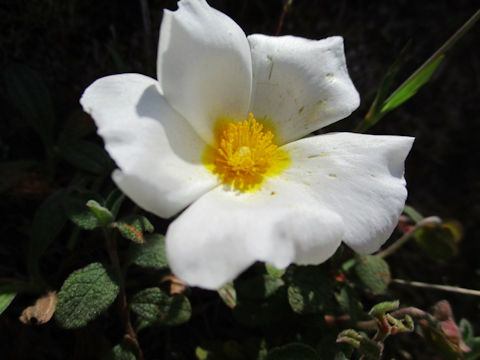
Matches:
[1,0,479,359]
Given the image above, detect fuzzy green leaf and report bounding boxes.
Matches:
[354,255,391,294]
[112,215,154,243]
[266,343,317,360]
[55,262,119,329]
[63,192,103,230]
[287,266,333,314]
[129,234,168,270]
[130,287,191,327]
[0,285,17,315]
[235,274,284,300]
[86,200,114,227]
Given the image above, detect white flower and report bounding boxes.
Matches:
[80,0,413,290]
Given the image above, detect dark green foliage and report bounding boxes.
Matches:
[56,262,119,328]
[3,64,55,152]
[0,285,17,315]
[106,342,137,360]
[287,266,333,314]
[130,287,191,327]
[353,255,391,294]
[28,190,68,276]
[129,233,168,270]
[59,139,114,175]
[63,192,104,230]
[112,215,154,243]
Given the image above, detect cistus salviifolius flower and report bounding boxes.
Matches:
[80,0,413,290]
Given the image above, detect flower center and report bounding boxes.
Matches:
[203,113,290,191]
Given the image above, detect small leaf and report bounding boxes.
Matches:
[287,266,333,314]
[87,200,114,227]
[130,287,191,327]
[112,215,154,243]
[63,192,104,230]
[0,285,17,315]
[4,64,55,151]
[60,139,113,174]
[266,343,317,360]
[55,262,119,329]
[129,233,168,270]
[414,222,461,261]
[218,282,237,309]
[266,264,285,279]
[354,255,391,294]
[336,286,364,321]
[28,190,68,276]
[19,291,57,325]
[381,56,444,113]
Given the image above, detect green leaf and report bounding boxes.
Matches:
[235,274,284,300]
[265,264,285,279]
[354,255,391,294]
[129,234,168,270]
[336,286,364,322]
[105,188,125,218]
[130,287,191,327]
[381,55,444,113]
[287,266,333,314]
[59,139,113,175]
[217,282,237,309]
[106,342,137,360]
[3,64,55,152]
[414,222,461,261]
[63,192,104,230]
[55,262,119,329]
[112,215,154,243]
[266,343,317,360]
[233,274,290,327]
[356,41,411,132]
[28,190,68,276]
[0,285,17,315]
[87,200,114,227]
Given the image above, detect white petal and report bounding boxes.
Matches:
[158,0,252,144]
[281,133,414,253]
[248,35,360,144]
[80,73,218,218]
[166,182,343,290]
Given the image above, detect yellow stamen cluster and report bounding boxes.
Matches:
[204,113,290,191]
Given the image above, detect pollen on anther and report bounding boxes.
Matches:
[203,113,290,191]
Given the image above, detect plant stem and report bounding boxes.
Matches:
[105,230,144,360]
[391,279,480,297]
[377,216,441,259]
[275,0,293,36]
[392,9,479,97]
